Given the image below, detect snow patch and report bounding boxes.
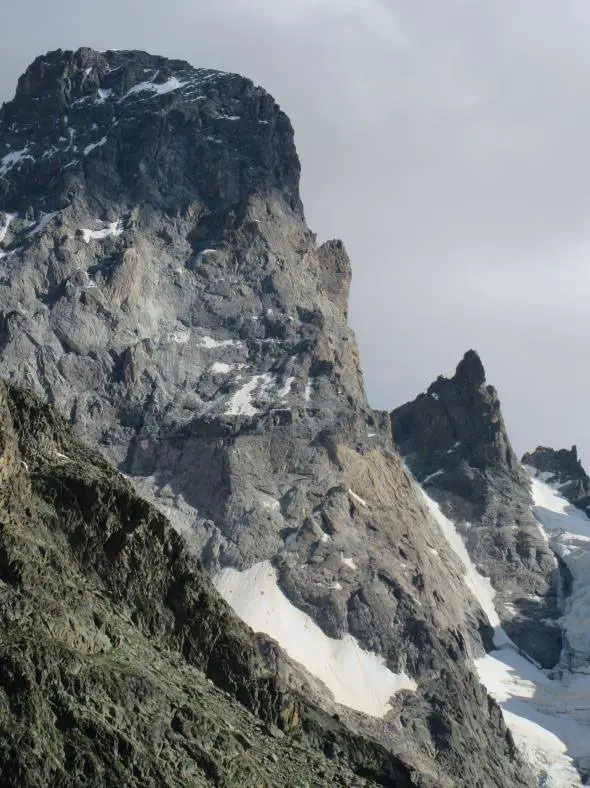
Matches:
[422,469,444,485]
[210,362,234,374]
[214,561,416,716]
[474,651,583,787]
[422,483,588,786]
[0,147,34,175]
[224,374,274,417]
[96,88,113,102]
[83,137,107,156]
[529,472,590,668]
[81,220,123,243]
[341,556,357,570]
[278,375,295,399]
[122,77,185,100]
[197,335,242,350]
[223,371,295,417]
[0,213,16,245]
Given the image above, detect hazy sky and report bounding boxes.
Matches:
[1,1,589,465]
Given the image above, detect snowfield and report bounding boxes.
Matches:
[422,474,590,787]
[214,561,416,717]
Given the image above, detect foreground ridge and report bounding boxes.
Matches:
[0,381,429,787]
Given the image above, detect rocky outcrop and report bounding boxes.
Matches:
[523,445,590,516]
[391,350,562,668]
[0,49,536,784]
[1,380,445,787]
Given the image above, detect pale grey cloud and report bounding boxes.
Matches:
[1,1,589,463]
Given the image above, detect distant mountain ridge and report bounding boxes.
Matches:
[523,445,590,517]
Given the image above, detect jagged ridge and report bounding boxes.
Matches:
[392,350,562,668]
[523,445,590,516]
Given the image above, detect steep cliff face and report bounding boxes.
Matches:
[0,49,536,785]
[391,351,562,668]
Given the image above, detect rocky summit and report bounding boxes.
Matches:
[0,46,586,786]
[391,350,564,668]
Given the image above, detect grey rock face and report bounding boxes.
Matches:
[523,445,590,516]
[392,350,563,668]
[0,49,535,784]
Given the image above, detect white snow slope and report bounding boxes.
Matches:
[214,561,416,717]
[422,482,590,787]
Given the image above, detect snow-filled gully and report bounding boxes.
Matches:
[423,476,590,787]
[214,561,416,718]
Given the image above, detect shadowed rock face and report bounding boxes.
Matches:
[523,445,590,516]
[392,350,563,668]
[0,381,435,787]
[1,48,302,216]
[0,49,536,785]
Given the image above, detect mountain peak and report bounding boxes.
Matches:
[454,348,486,388]
[391,353,561,668]
[1,48,302,215]
[396,350,506,473]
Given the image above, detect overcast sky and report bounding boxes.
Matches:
[1,1,589,464]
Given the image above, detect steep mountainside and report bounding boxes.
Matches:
[391,351,562,668]
[0,48,537,785]
[392,355,590,784]
[0,380,440,787]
